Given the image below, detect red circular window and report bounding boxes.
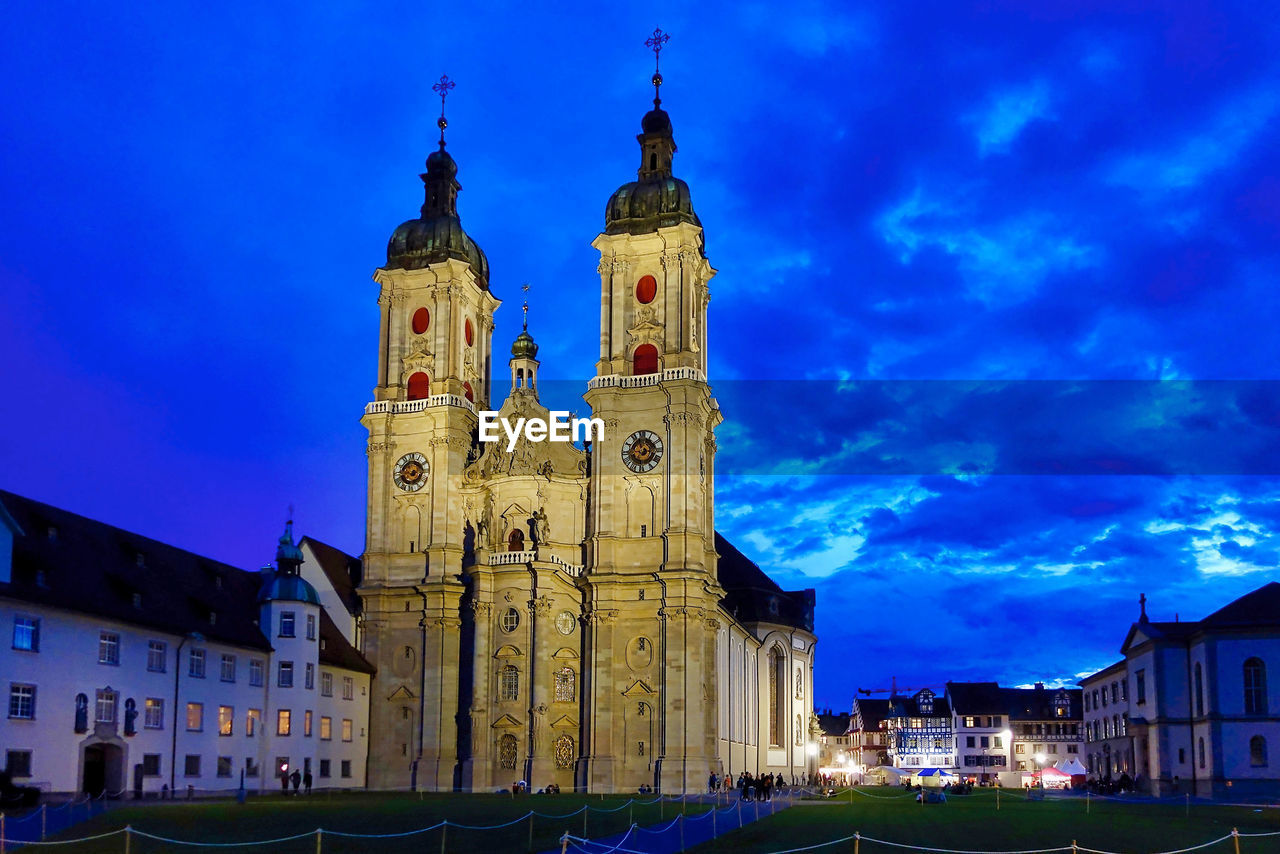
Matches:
[463,382,474,402]
[412,308,430,334]
[465,318,475,346]
[406,372,431,401]
[636,275,657,304]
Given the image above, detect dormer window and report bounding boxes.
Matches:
[46,526,57,541]
[1054,691,1070,717]
[135,552,145,567]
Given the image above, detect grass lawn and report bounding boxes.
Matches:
[33,791,709,853]
[689,788,1280,854]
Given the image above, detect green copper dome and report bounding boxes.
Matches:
[386,145,491,288]
[511,329,538,359]
[258,572,321,606]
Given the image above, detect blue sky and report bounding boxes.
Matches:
[2,2,1278,710]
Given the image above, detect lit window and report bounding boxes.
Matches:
[247,708,261,737]
[277,709,291,736]
[342,718,353,742]
[320,716,332,740]
[144,698,164,729]
[304,710,312,737]
[186,702,203,731]
[555,667,576,702]
[218,705,233,736]
[501,665,519,701]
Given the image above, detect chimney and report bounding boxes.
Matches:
[1035,682,1045,690]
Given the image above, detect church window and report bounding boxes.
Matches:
[1194,663,1204,716]
[1244,658,1267,715]
[633,344,658,376]
[501,608,520,633]
[499,734,517,769]
[555,734,575,769]
[1198,737,1206,768]
[636,275,657,304]
[508,529,525,552]
[768,647,785,747]
[500,665,519,701]
[649,152,657,171]
[465,318,475,347]
[1250,735,1268,767]
[555,667,575,702]
[463,381,474,403]
[407,372,431,401]
[412,307,430,334]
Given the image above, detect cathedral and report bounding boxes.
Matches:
[357,57,818,793]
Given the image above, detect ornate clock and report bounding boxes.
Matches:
[621,430,663,473]
[393,452,428,492]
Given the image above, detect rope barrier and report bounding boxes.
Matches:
[128,828,320,847]
[321,822,446,839]
[0,828,128,846]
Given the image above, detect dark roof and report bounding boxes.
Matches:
[817,712,851,737]
[1201,582,1280,628]
[852,698,890,730]
[0,490,270,651]
[888,690,951,719]
[946,681,1082,721]
[715,532,814,632]
[318,609,375,675]
[301,536,362,616]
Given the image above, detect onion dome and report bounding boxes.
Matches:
[258,573,321,605]
[386,109,490,288]
[605,80,701,237]
[511,328,538,359]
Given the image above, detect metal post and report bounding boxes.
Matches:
[1185,793,1190,817]
[440,822,447,854]
[124,825,132,854]
[1232,828,1240,854]
[582,806,587,838]
[1072,841,1077,854]
[559,832,569,854]
[855,831,861,854]
[315,829,322,854]
[528,812,534,853]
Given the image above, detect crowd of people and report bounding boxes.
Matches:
[705,771,789,801]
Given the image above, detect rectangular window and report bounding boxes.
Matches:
[981,736,990,748]
[13,616,39,652]
[6,750,32,778]
[95,689,117,723]
[306,614,316,640]
[1136,670,1146,705]
[98,632,120,665]
[319,759,330,778]
[966,736,975,747]
[249,659,264,687]
[247,708,261,737]
[305,663,315,690]
[245,757,259,778]
[1015,743,1025,754]
[342,677,354,701]
[964,716,975,728]
[189,648,206,679]
[147,640,167,672]
[220,654,236,683]
[8,684,36,719]
[277,709,291,736]
[342,718,353,742]
[320,716,332,740]
[142,754,161,776]
[321,672,333,696]
[340,760,352,778]
[217,756,232,778]
[218,705,234,736]
[184,754,201,777]
[278,661,294,688]
[144,698,164,729]
[280,612,295,638]
[186,702,203,731]
[994,736,1003,748]
[304,710,313,737]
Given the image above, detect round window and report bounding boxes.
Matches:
[412,307,430,334]
[556,611,576,635]
[501,607,520,633]
[636,275,657,304]
[465,318,475,346]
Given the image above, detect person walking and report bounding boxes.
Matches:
[303,769,313,795]
[290,769,301,795]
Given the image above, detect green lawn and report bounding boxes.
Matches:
[690,788,1280,854]
[33,791,709,853]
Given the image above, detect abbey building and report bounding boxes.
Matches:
[358,73,819,793]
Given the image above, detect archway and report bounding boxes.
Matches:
[82,742,125,797]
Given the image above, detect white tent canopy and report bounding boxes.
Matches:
[1057,758,1087,776]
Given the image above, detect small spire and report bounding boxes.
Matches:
[1138,593,1149,624]
[432,74,455,149]
[521,282,530,331]
[645,27,670,107]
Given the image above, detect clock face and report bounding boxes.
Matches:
[393,452,428,492]
[621,430,663,473]
[555,611,576,635]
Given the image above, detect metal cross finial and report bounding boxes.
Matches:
[521,282,530,331]
[287,503,294,524]
[645,28,670,103]
[432,74,455,146]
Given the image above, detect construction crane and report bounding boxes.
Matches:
[855,677,933,697]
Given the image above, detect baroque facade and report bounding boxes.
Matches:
[357,77,818,793]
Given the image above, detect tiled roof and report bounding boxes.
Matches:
[715,532,815,632]
[1200,582,1280,628]
[946,681,1083,721]
[853,698,890,730]
[817,712,851,736]
[301,536,362,616]
[318,608,375,675]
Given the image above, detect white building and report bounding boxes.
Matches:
[1080,588,1280,798]
[0,490,372,797]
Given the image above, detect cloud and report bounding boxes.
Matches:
[969,80,1055,156]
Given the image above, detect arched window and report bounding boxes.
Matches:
[407,372,430,401]
[555,734,575,769]
[507,529,525,552]
[499,733,518,769]
[500,665,519,701]
[554,667,575,703]
[1244,658,1267,715]
[767,647,784,747]
[74,693,89,733]
[1194,663,1204,716]
[1198,736,1205,769]
[463,381,474,403]
[1250,735,1268,767]
[633,344,658,376]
